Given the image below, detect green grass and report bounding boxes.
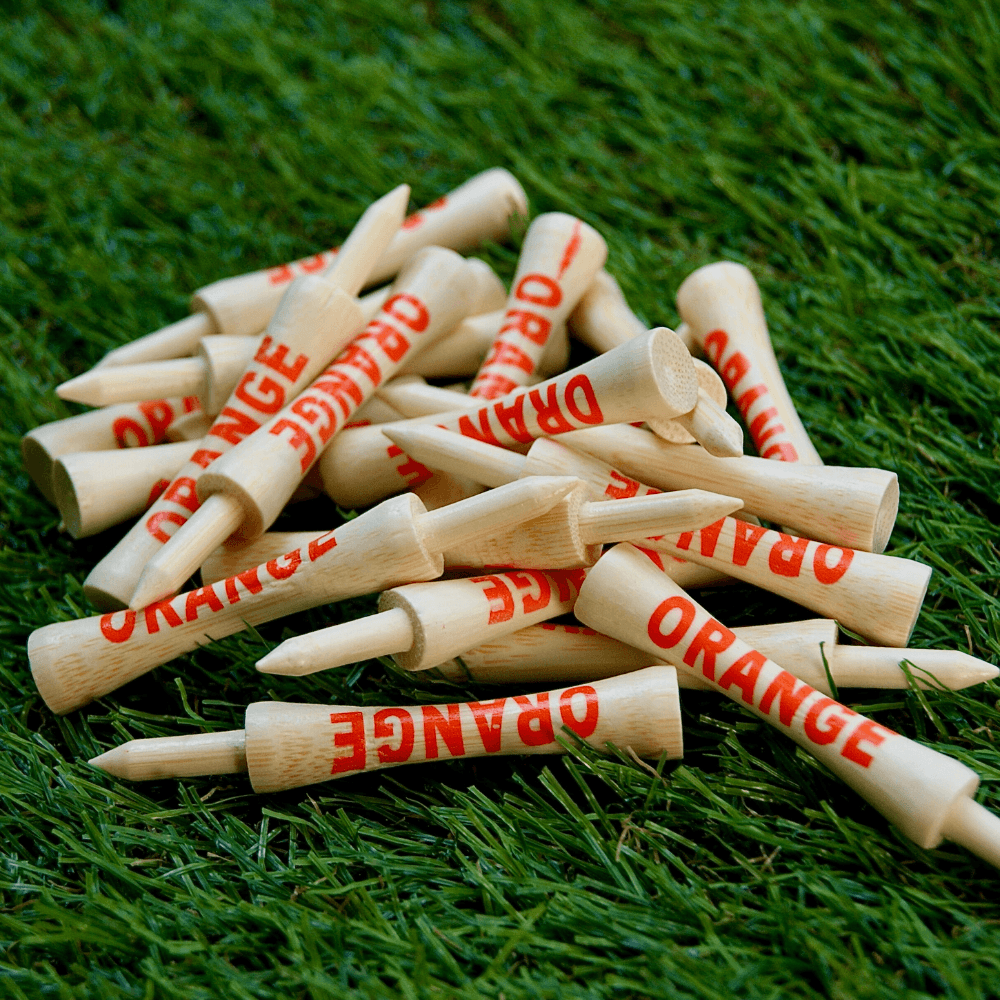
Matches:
[3,0,1000,995]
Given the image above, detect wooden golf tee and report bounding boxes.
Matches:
[401,310,570,381]
[56,288,395,412]
[562,423,898,552]
[432,619,1000,693]
[88,667,683,792]
[470,213,607,399]
[639,513,929,647]
[29,475,577,715]
[83,188,410,610]
[128,247,480,609]
[53,439,198,539]
[257,568,590,676]
[677,261,822,464]
[574,544,1000,870]
[21,396,201,504]
[93,168,527,369]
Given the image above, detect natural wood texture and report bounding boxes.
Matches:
[53,439,197,539]
[658,388,744,457]
[470,213,607,399]
[648,360,727,445]
[440,327,700,441]
[21,396,202,504]
[164,410,214,442]
[130,248,482,609]
[89,667,682,792]
[677,261,823,465]
[31,476,573,714]
[402,310,570,380]
[643,514,930,646]
[568,268,646,354]
[322,185,412,297]
[197,336,261,415]
[90,730,248,780]
[189,168,527,341]
[56,357,206,408]
[258,566,587,675]
[433,618,999,693]
[574,544,1000,869]
[83,277,365,611]
[94,312,214,369]
[562,423,898,552]
[250,667,682,790]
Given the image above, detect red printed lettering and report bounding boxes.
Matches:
[648,596,696,649]
[384,293,429,332]
[330,711,366,774]
[234,372,286,415]
[162,476,199,514]
[563,374,603,425]
[146,479,169,508]
[509,569,552,614]
[469,699,507,753]
[266,550,301,581]
[758,672,815,726]
[840,719,891,767]
[137,400,174,443]
[308,531,339,561]
[813,544,854,585]
[716,649,767,704]
[365,320,409,362]
[144,599,183,634]
[472,575,515,624]
[184,585,224,621]
[528,383,574,435]
[209,407,261,446]
[803,698,852,746]
[457,409,503,447]
[768,533,809,578]
[255,336,309,382]
[499,310,552,346]
[100,610,136,643]
[145,509,188,543]
[559,686,599,738]
[682,619,737,681]
[387,444,434,489]
[605,470,640,499]
[374,708,415,764]
[224,565,263,604]
[515,273,562,308]
[422,704,465,758]
[112,416,149,448]
[514,692,554,746]
[719,351,752,393]
[732,519,768,566]
[269,418,317,473]
[493,395,533,443]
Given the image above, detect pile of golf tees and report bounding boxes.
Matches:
[22,168,1000,870]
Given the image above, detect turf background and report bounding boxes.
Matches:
[3,0,1000,996]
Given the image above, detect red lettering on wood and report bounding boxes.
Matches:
[145,509,188,543]
[768,533,809,578]
[683,619,737,680]
[528,383,574,435]
[469,699,507,753]
[648,596,696,649]
[472,575,515,624]
[813,544,854,584]
[840,719,891,767]
[234,372,286,415]
[100,610,136,643]
[498,310,551,347]
[255,336,309,383]
[716,649,766,703]
[422,704,465,758]
[144,599,183,634]
[514,692,554,746]
[732,520,768,567]
[563,374,603,425]
[184,585,224,621]
[559,686,599,738]
[209,406,261,446]
[758,672,815,726]
[163,477,200,514]
[515,273,562,308]
[224,565,263,604]
[374,708,415,764]
[266,550,301,581]
[330,711,366,773]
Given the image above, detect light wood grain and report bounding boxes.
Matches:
[562,423,898,552]
[32,477,572,714]
[22,396,201,504]
[574,544,1000,869]
[677,261,823,464]
[53,439,198,539]
[83,277,365,611]
[470,213,607,398]
[245,667,682,792]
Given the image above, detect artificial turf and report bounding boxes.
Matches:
[3,0,1000,995]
